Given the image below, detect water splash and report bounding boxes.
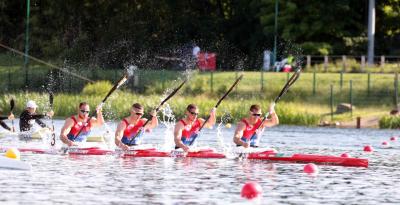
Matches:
[216,112,233,156]
[159,104,176,151]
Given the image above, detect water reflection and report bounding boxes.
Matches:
[1,122,400,204]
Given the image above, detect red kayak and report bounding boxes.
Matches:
[122,148,226,158]
[247,151,369,168]
[1,146,368,167]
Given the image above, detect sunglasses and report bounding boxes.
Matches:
[135,112,143,116]
[252,113,262,117]
[189,111,199,116]
[80,110,90,114]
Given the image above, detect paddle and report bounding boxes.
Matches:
[74,68,134,140]
[254,68,302,131]
[10,99,15,132]
[127,79,187,145]
[188,74,244,146]
[49,92,56,146]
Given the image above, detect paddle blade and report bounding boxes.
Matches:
[274,68,301,103]
[10,99,15,112]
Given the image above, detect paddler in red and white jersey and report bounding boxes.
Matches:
[233,104,278,148]
[115,103,158,150]
[174,104,216,152]
[60,102,104,146]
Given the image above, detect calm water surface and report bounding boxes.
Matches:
[1,120,399,205]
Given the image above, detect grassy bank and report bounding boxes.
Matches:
[0,91,393,127]
[1,67,398,127]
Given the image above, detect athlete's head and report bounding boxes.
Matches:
[186,104,199,121]
[78,102,90,118]
[249,104,262,118]
[131,103,144,118]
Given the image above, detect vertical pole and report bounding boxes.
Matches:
[306,55,311,70]
[367,72,371,96]
[380,55,385,73]
[8,68,11,91]
[330,84,334,121]
[313,71,316,95]
[235,71,238,92]
[324,55,328,72]
[350,80,353,118]
[340,72,343,90]
[210,71,214,93]
[162,70,165,90]
[273,0,279,66]
[395,73,398,107]
[342,55,347,72]
[361,56,366,72]
[367,0,375,66]
[286,72,289,82]
[24,0,31,88]
[261,70,264,91]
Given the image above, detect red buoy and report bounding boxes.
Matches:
[390,136,397,141]
[340,153,350,158]
[303,163,319,174]
[241,182,262,200]
[382,141,389,146]
[363,145,373,152]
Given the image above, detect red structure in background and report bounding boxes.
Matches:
[197,52,216,71]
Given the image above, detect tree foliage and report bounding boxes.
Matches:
[0,0,399,69]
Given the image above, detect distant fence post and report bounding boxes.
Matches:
[361,56,366,72]
[350,80,353,118]
[340,72,343,90]
[306,55,311,69]
[395,73,398,107]
[210,71,214,93]
[324,55,328,72]
[330,84,334,121]
[235,71,238,92]
[380,55,385,67]
[286,72,289,82]
[134,75,139,87]
[8,68,11,91]
[260,70,264,91]
[367,72,371,96]
[342,55,347,72]
[313,71,316,95]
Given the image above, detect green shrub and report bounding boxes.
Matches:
[81,81,113,96]
[379,115,400,129]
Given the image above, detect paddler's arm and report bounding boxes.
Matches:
[115,121,129,151]
[60,118,75,146]
[233,122,249,148]
[202,107,216,128]
[174,122,189,152]
[0,120,11,131]
[91,106,104,127]
[144,110,158,129]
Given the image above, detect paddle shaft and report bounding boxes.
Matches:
[188,74,243,146]
[49,93,56,146]
[254,69,301,131]
[127,79,187,145]
[10,99,15,132]
[74,73,129,140]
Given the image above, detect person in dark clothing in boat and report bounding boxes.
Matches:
[19,100,54,132]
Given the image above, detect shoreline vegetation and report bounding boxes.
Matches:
[0,74,397,128]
